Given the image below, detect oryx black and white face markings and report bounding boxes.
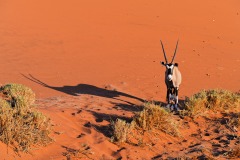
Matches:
[166,64,174,81]
[160,40,182,111]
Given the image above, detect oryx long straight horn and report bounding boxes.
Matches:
[160,40,168,63]
[171,40,179,63]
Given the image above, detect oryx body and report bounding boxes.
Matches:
[160,40,182,111]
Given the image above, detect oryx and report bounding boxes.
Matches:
[160,40,182,111]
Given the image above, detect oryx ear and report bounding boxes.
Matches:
[174,63,179,67]
[161,61,165,65]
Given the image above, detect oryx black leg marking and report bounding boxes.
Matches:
[174,87,180,110]
[167,88,173,104]
[167,88,170,103]
[174,87,179,103]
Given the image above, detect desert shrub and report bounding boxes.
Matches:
[185,89,240,117]
[112,103,180,143]
[112,119,134,143]
[0,84,52,152]
[1,83,35,114]
[133,103,179,136]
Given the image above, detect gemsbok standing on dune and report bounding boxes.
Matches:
[160,40,182,111]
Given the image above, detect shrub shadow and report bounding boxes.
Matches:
[149,99,186,110]
[111,102,144,112]
[87,110,133,138]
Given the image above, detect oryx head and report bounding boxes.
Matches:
[160,40,179,81]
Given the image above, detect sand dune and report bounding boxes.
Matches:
[0,0,239,159]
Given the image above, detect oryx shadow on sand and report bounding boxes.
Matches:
[21,74,145,103]
[22,74,185,144]
[22,74,147,139]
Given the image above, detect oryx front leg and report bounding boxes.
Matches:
[167,88,175,111]
[166,88,170,103]
[166,88,171,109]
[174,87,180,111]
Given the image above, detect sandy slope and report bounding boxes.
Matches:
[0,0,239,159]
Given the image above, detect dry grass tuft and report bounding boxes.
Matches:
[111,119,134,143]
[1,83,36,114]
[112,103,179,143]
[0,83,52,152]
[184,89,240,117]
[134,103,179,136]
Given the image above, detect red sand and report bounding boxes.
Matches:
[0,0,239,159]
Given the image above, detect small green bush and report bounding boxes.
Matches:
[0,84,52,152]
